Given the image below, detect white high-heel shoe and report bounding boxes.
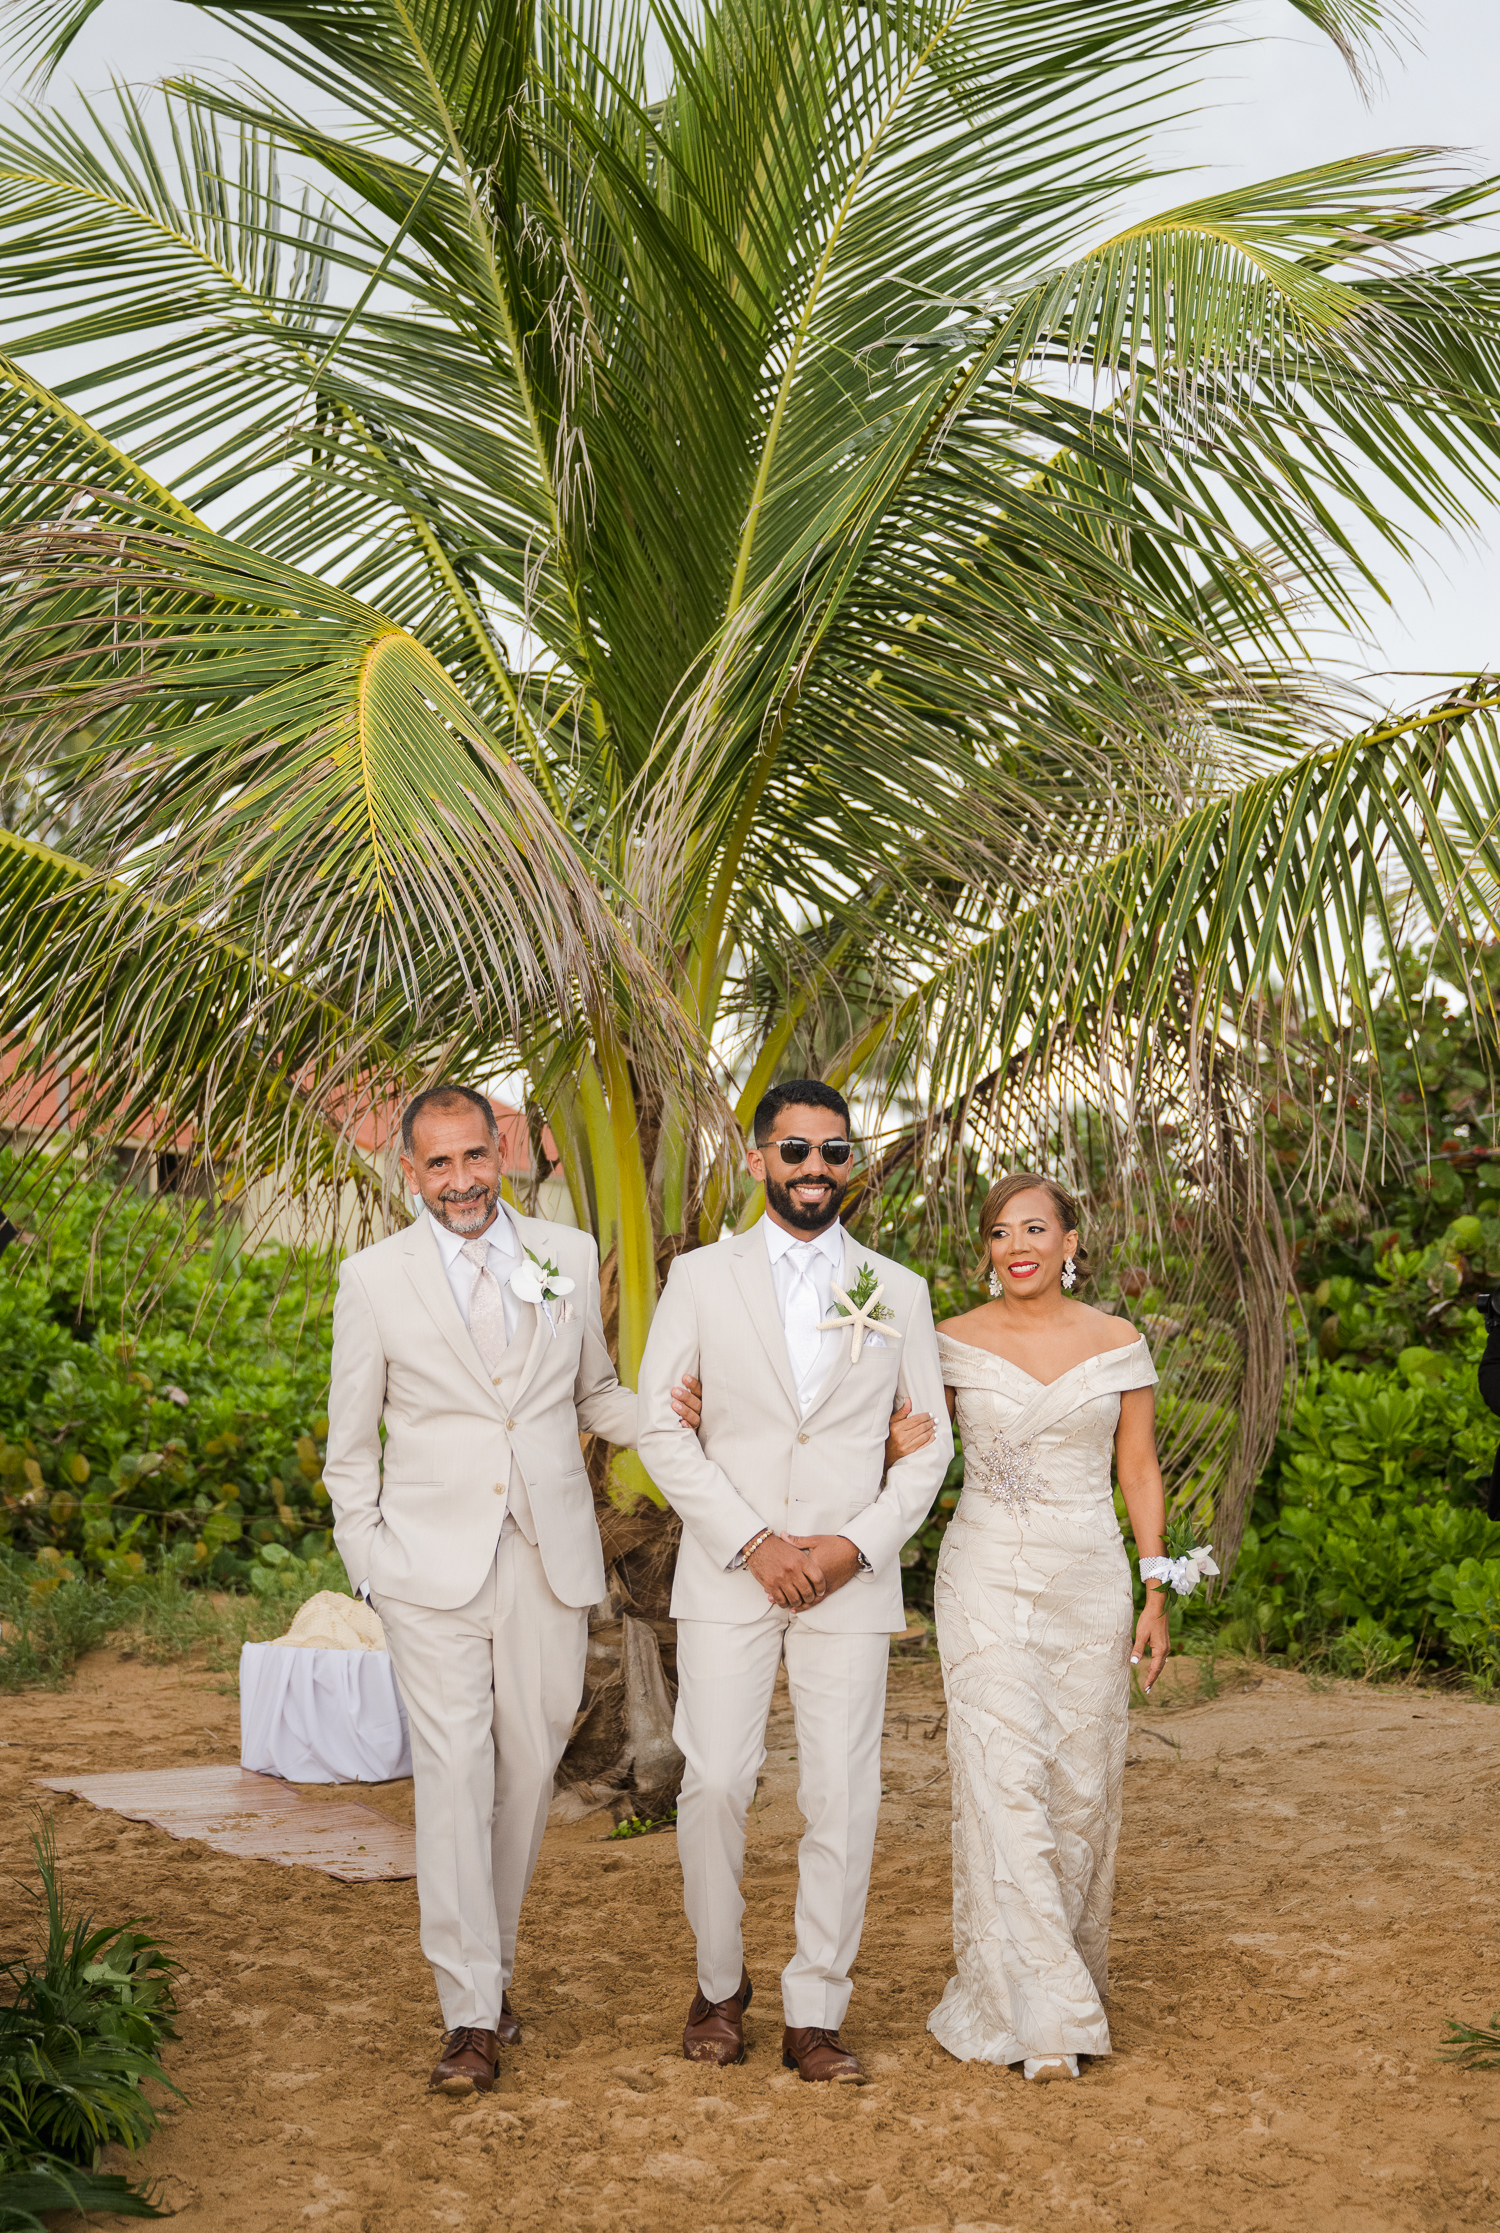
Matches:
[1023,2054,1079,2082]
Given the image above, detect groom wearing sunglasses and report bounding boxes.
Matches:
[638,1081,952,2081]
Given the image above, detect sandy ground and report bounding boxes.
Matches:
[3,1648,1500,2233]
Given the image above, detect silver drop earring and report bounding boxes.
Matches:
[988,1267,1002,1297]
[1062,1256,1077,1291]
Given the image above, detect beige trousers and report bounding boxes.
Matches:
[374,1528,586,2029]
[674,1614,890,2027]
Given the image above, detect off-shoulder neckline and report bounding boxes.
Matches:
[936,1328,1148,1390]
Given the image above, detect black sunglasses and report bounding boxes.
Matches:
[768,1136,853,1167]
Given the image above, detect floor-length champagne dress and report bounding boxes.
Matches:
[927,1330,1158,2066]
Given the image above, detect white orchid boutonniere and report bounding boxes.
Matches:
[510,1246,576,1336]
[819,1261,901,1364]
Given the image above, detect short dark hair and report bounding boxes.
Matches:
[752,1079,851,1145]
[401,1085,499,1155]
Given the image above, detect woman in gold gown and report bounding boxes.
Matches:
[925,1173,1169,2083]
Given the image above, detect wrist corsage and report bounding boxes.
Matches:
[1139,1513,1219,1598]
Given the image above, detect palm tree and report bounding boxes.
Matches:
[3,0,1500,1552]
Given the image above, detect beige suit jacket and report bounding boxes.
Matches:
[637,1223,953,1631]
[324,1210,636,1611]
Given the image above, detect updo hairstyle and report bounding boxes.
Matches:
[974,1170,1082,1276]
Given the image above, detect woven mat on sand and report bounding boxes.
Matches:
[37,1765,415,1883]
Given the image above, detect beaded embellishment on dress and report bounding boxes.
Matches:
[962,1434,1043,1519]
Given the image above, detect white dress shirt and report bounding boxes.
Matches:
[731,1219,876,1575]
[722,1218,845,1574]
[763,1217,846,1413]
[432,1205,523,1344]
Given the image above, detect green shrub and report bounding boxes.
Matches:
[1274,1340,1497,1512]
[1175,1479,1500,1676]
[1326,1615,1414,1681]
[1137,1275,1500,1681]
[1271,940,1500,1298]
[0,1153,337,1586]
[0,1819,180,2226]
[1429,1556,1500,1679]
[0,1541,354,1692]
[0,1562,128,1688]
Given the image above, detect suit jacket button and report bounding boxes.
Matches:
[493,1482,504,1496]
[797,1432,809,1445]
[506,1418,516,1430]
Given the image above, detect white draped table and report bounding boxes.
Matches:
[239,1641,413,1784]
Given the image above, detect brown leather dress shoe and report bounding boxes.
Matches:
[429,2026,500,2094]
[682,1969,753,2065]
[781,2025,865,2083]
[495,1993,521,2048]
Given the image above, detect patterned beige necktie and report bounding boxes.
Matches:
[461,1235,509,1373]
[461,1232,538,1546]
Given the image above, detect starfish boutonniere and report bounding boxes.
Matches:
[819,1261,900,1364]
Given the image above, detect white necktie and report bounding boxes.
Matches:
[784,1247,824,1406]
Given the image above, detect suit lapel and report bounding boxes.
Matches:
[799,1229,866,1424]
[401,1216,498,1407]
[729,1226,801,1415]
[505,1211,555,1407]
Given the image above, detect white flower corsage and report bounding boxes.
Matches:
[510,1246,575,1336]
[1139,1544,1219,1597]
[818,1262,900,1364]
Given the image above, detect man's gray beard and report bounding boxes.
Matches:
[764,1171,846,1235]
[431,1189,498,1236]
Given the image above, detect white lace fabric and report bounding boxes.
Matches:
[927,1332,1158,2068]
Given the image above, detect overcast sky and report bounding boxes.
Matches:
[4,0,1497,692]
[1154,1,1500,689]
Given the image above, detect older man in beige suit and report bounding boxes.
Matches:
[325,1084,695,2095]
[639,1080,952,2083]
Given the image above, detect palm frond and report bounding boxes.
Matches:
[0,822,412,1222]
[844,689,1500,1107]
[0,87,556,724]
[0,387,694,1091]
[1284,0,1392,87]
[800,687,1500,1559]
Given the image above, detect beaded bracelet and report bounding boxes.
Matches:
[741,1527,774,1561]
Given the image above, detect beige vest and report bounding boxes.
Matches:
[487,1313,539,1546]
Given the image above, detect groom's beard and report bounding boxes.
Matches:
[763,1166,848,1234]
[430,1180,499,1236]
